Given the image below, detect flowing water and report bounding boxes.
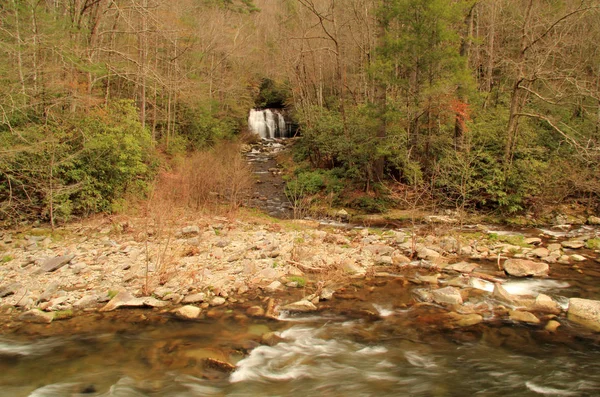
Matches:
[2,259,600,397]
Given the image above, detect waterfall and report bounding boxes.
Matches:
[248,109,289,139]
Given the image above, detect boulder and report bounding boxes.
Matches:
[432,286,463,305]
[502,259,549,277]
[173,305,201,320]
[73,295,99,309]
[41,255,74,272]
[417,247,441,260]
[210,297,226,306]
[547,243,562,253]
[587,216,600,225]
[568,298,600,331]
[545,320,561,332]
[246,306,265,317]
[492,283,515,304]
[281,300,317,313]
[19,309,54,324]
[530,247,549,258]
[264,281,282,292]
[524,237,542,245]
[570,254,586,262]
[181,225,200,236]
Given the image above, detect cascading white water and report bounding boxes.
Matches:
[248,109,288,139]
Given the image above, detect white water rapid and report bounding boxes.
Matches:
[248,109,288,139]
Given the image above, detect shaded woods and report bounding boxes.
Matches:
[2,0,600,225]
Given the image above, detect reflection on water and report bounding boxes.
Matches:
[2,311,600,397]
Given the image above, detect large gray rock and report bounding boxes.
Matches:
[281,300,317,312]
[432,286,463,305]
[568,298,600,331]
[41,255,74,272]
[502,259,549,277]
[19,309,54,324]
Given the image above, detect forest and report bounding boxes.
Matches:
[1,0,600,225]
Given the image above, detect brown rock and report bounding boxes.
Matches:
[502,259,549,277]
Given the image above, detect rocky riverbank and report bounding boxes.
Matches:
[1,212,600,337]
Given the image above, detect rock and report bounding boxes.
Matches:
[0,282,22,298]
[444,261,478,273]
[416,274,439,284]
[261,332,284,346]
[181,225,200,236]
[570,254,586,262]
[203,357,235,373]
[545,320,561,332]
[173,305,201,320]
[392,253,411,265]
[19,309,54,324]
[492,283,515,304]
[432,286,463,305]
[364,244,394,256]
[568,298,600,331]
[562,240,585,249]
[502,259,549,277]
[524,237,542,245]
[417,247,440,260]
[336,209,349,221]
[210,297,226,306]
[533,294,561,314]
[39,282,60,302]
[182,293,207,304]
[99,291,167,312]
[509,310,540,324]
[547,243,562,252]
[530,247,549,258]
[445,312,483,327]
[587,216,600,225]
[281,300,317,312]
[73,295,99,309]
[40,255,74,272]
[376,256,393,265]
[246,306,265,317]
[265,281,282,292]
[319,288,335,300]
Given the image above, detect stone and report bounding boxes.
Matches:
[547,243,562,252]
[19,309,54,324]
[376,256,393,266]
[40,255,74,272]
[392,253,411,265]
[0,282,22,298]
[246,306,265,317]
[509,310,540,324]
[364,244,394,256]
[281,300,317,312]
[73,295,99,309]
[417,247,440,260]
[181,225,200,236]
[561,240,585,249]
[587,216,600,225]
[261,332,284,346]
[432,286,463,305]
[445,312,483,327]
[502,259,549,277]
[99,291,167,312]
[568,298,600,331]
[39,282,60,302]
[416,274,439,284]
[319,288,335,300]
[265,281,282,292]
[173,305,201,320]
[545,320,561,332]
[182,293,207,304]
[444,261,478,273]
[570,254,586,262]
[210,297,226,306]
[336,209,349,221]
[524,237,542,245]
[530,247,549,258]
[492,283,515,304]
[533,294,561,314]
